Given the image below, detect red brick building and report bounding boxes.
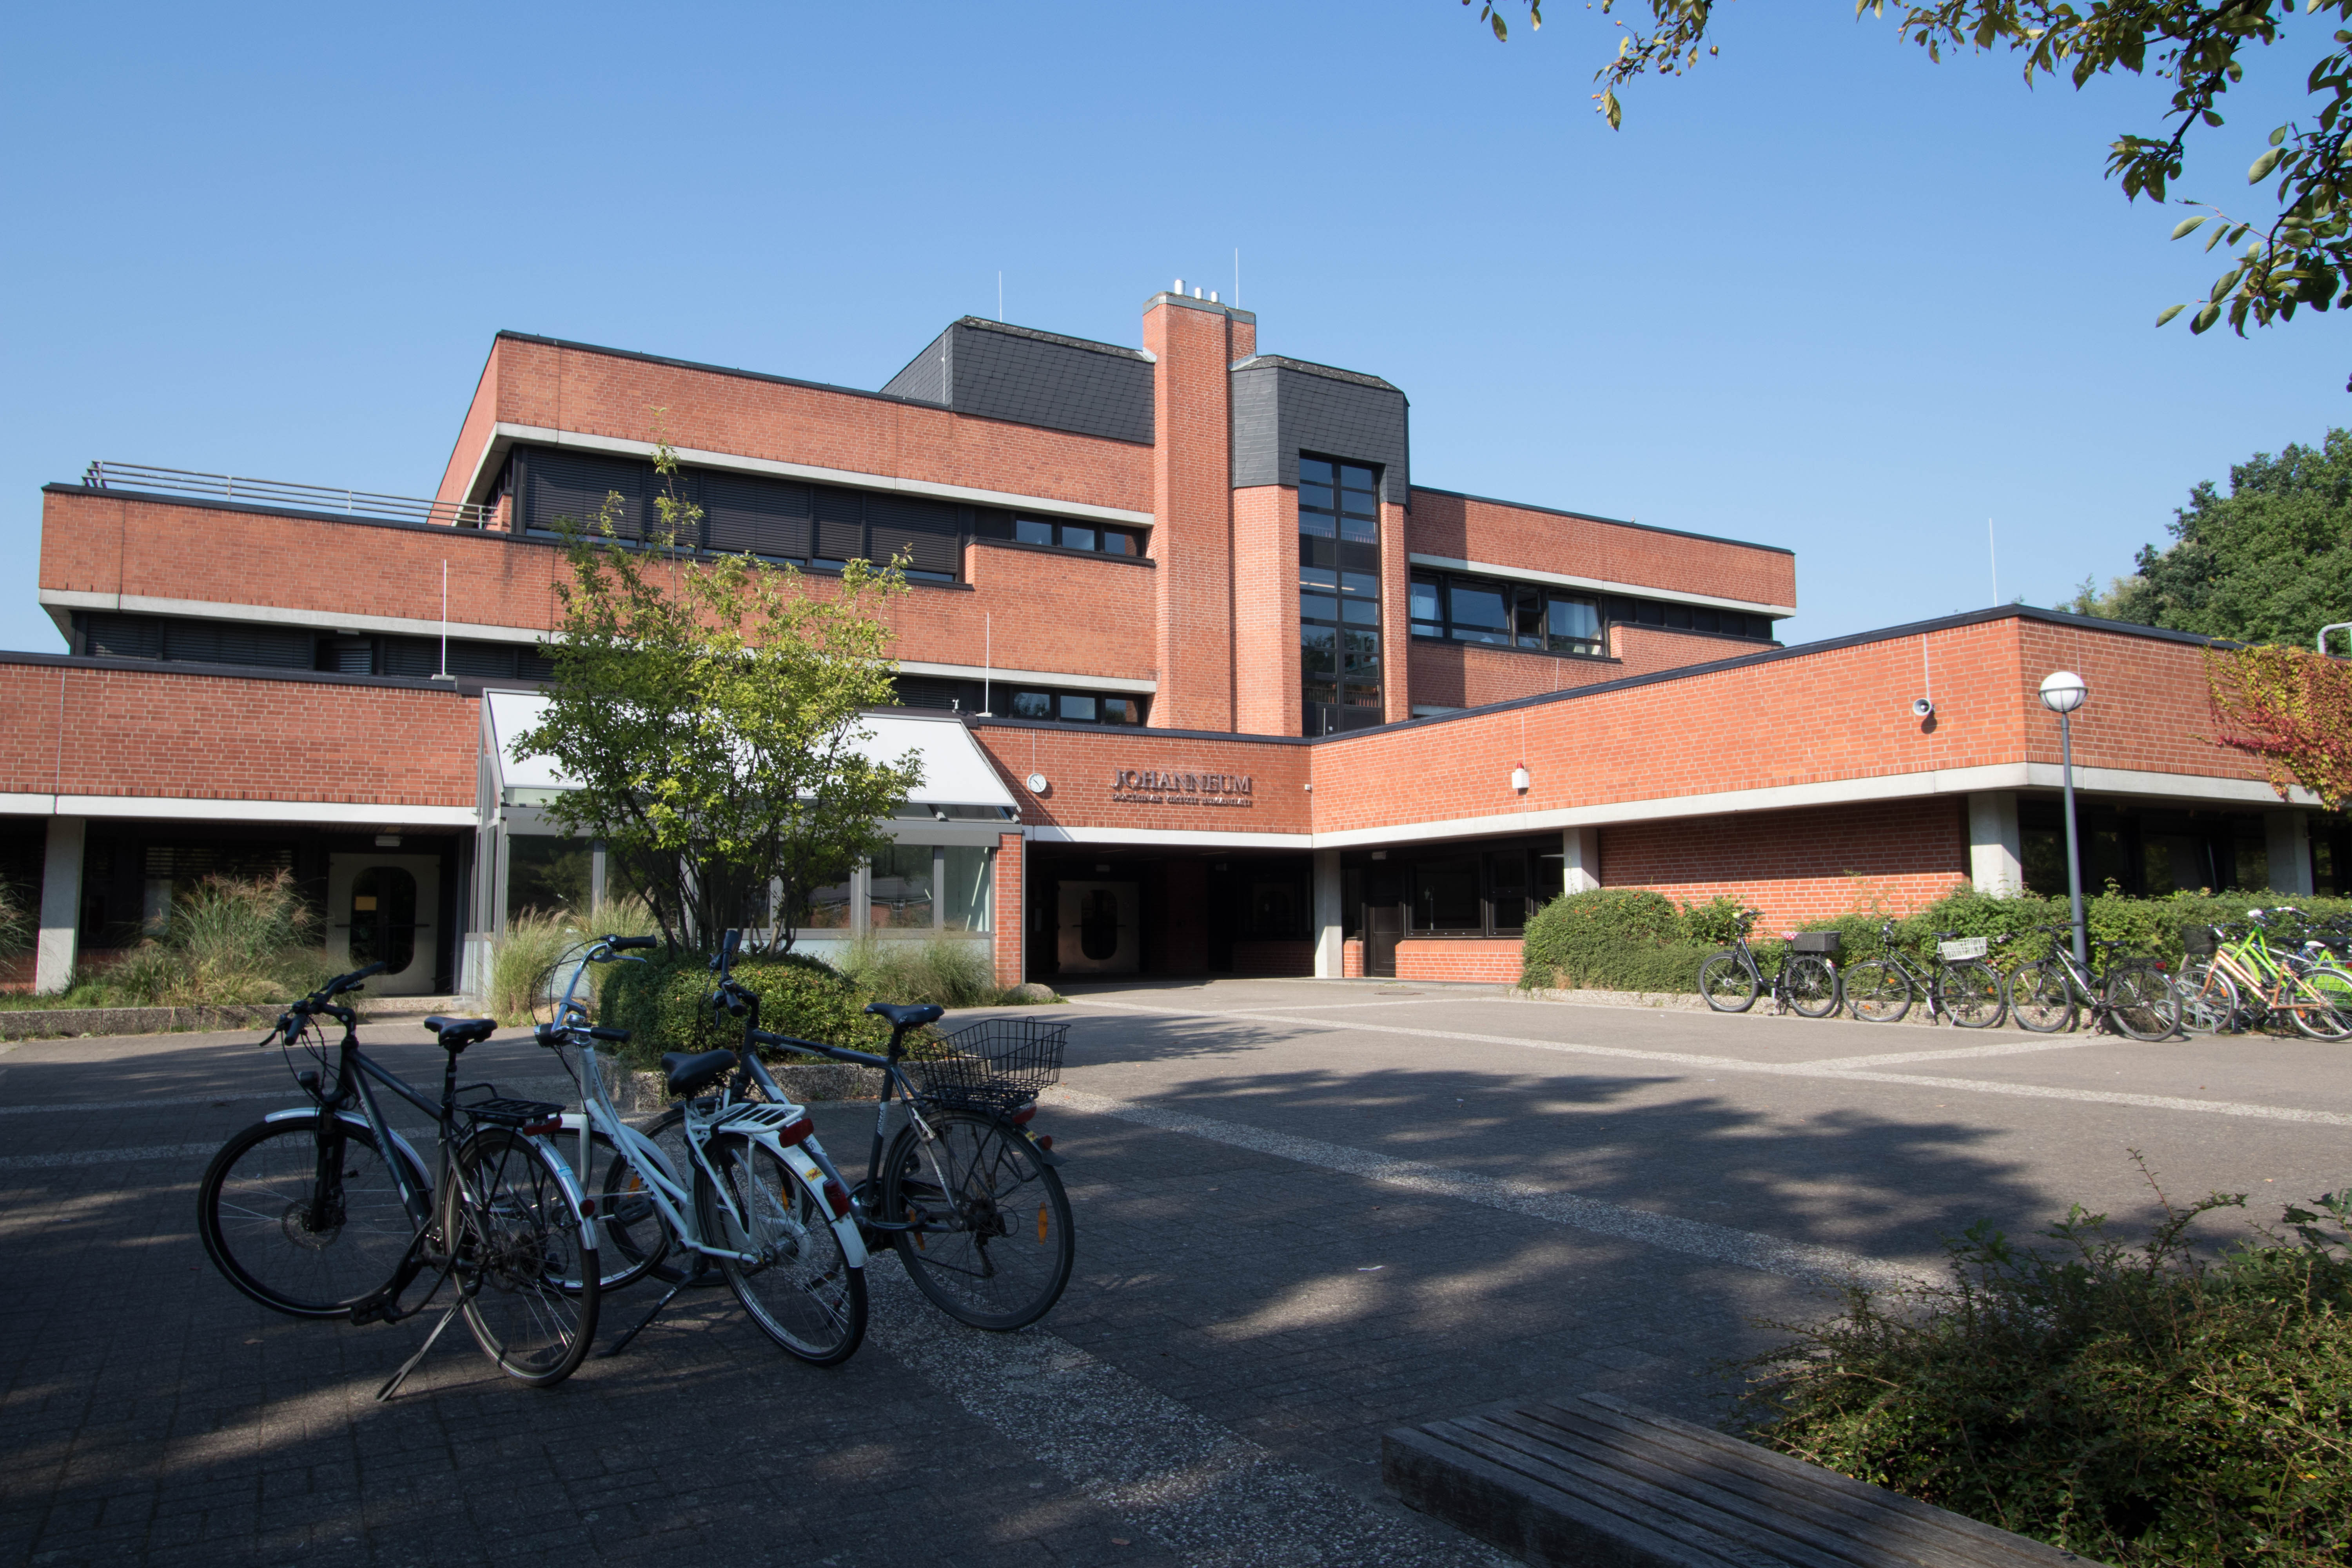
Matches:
[7,289,2338,993]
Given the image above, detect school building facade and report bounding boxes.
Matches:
[4,289,2338,994]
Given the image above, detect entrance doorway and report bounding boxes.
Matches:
[1364,864,1404,977]
[325,853,441,995]
[1056,880,1138,976]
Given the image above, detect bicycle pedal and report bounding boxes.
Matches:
[348,1287,405,1327]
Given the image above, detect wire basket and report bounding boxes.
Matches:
[1937,936,1989,961]
[1789,931,1842,956]
[907,1018,1068,1110]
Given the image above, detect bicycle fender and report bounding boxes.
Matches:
[519,1131,601,1253]
[265,1105,430,1190]
[774,1140,868,1269]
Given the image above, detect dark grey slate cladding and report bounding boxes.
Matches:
[881,330,952,406]
[1230,357,1409,503]
[878,318,1153,445]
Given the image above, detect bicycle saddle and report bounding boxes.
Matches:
[866,1001,944,1029]
[423,1016,497,1053]
[661,1048,739,1097]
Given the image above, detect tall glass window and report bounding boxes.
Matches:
[1300,456,1382,736]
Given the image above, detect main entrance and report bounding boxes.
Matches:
[1026,850,1313,982]
[325,853,441,995]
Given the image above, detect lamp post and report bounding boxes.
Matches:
[2039,670,2090,965]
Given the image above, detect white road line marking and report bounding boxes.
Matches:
[866,1261,1507,1568]
[0,1143,217,1171]
[0,1094,278,1116]
[1069,999,2352,1127]
[1788,1038,2112,1070]
[1046,1087,1925,1292]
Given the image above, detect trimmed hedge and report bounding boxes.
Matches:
[1519,882,2352,997]
[600,949,891,1070]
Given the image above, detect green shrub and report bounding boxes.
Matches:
[601,947,891,1070]
[486,910,587,1025]
[833,936,1006,1009]
[1738,1171,2352,1566]
[1679,895,1751,948]
[106,871,328,1006]
[1521,888,1683,988]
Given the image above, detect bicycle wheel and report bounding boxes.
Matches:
[588,1114,693,1291]
[444,1127,598,1387]
[1941,961,2006,1029]
[2103,961,2179,1042]
[2010,962,2077,1033]
[197,1112,426,1319]
[1783,956,1842,1019]
[1699,952,1758,1013]
[2287,965,2352,1041]
[694,1131,866,1365]
[2174,961,2240,1036]
[882,1109,1073,1331]
[1844,959,1913,1024]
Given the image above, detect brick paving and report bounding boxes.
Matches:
[8,982,2340,1566]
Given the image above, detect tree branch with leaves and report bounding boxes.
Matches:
[512,445,921,955]
[1469,0,2352,345]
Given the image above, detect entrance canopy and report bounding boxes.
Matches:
[482,692,1019,816]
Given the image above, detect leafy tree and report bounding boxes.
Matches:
[2207,641,2352,807]
[512,446,921,955]
[2067,427,2352,643]
[1467,0,2352,341]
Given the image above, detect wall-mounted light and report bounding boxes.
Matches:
[1510,764,1530,793]
[1911,697,1935,719]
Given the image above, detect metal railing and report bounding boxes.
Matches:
[80,461,499,528]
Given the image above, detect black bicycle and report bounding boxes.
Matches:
[630,930,1076,1332]
[2009,924,2180,1041]
[1699,908,1842,1017]
[1841,922,2009,1028]
[195,964,599,1396]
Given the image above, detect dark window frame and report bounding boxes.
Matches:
[1410,573,1607,658]
[1299,454,1385,735]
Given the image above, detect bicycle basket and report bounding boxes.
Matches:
[1937,936,1989,962]
[2181,924,2218,957]
[907,1018,1068,1109]
[1789,931,1841,956]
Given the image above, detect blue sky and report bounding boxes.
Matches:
[2,1,2341,653]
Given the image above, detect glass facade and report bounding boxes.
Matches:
[1300,456,1382,736]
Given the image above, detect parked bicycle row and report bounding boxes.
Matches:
[196,928,1072,1394]
[1697,906,2352,1042]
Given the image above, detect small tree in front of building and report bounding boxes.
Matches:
[512,445,922,955]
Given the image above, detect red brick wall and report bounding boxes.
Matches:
[1343,938,1365,978]
[1407,625,1781,711]
[971,722,1310,836]
[1307,617,2262,839]
[436,341,504,511]
[0,663,477,808]
[1231,485,1297,736]
[1395,938,1521,984]
[1381,500,1412,722]
[1407,489,1795,610]
[1146,302,1239,731]
[1602,799,1970,930]
[993,831,1023,987]
[438,336,1154,518]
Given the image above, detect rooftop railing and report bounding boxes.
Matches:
[80,461,499,528]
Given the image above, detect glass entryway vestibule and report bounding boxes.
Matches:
[1024,849,1315,981]
[1341,836,1566,978]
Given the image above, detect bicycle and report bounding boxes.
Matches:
[532,932,870,1365]
[196,963,599,1397]
[1698,909,1842,1017]
[2007,926,2180,1041]
[688,927,1076,1331]
[1841,922,2009,1028]
[2178,909,2352,1040]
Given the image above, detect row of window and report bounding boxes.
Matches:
[80,613,555,682]
[1344,841,1570,938]
[894,674,1147,725]
[1001,516,1145,556]
[1409,574,1776,655]
[1301,457,1386,735]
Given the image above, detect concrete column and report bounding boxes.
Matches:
[34,817,86,995]
[2267,810,2315,895]
[1563,826,1601,894]
[1311,848,1343,977]
[1967,791,2024,896]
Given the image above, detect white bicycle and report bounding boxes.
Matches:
[535,934,869,1365]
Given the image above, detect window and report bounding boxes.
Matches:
[1410,575,1605,657]
[942,846,993,933]
[868,843,936,931]
[1300,456,1383,735]
[1600,597,1776,641]
[1010,516,1143,557]
[1001,688,1146,725]
[1412,857,1481,931]
[869,844,993,937]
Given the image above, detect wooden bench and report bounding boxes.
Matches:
[1383,1391,2100,1568]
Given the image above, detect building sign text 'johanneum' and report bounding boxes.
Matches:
[1109,769,1254,808]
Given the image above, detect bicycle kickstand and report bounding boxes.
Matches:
[375,1297,465,1402]
[599,1281,686,1359]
